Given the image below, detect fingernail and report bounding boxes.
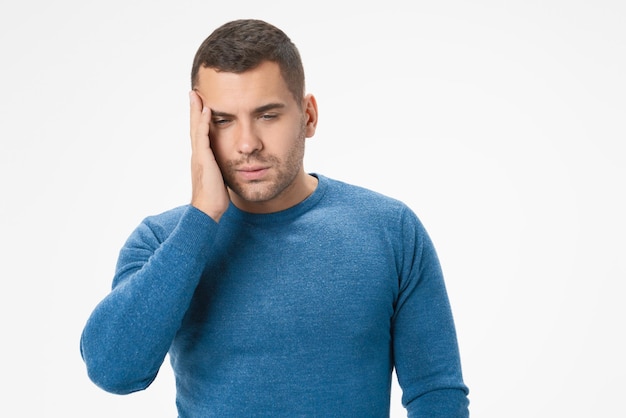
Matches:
[202,106,208,114]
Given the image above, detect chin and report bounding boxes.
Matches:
[230,182,277,203]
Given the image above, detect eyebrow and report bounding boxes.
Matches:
[210,103,286,118]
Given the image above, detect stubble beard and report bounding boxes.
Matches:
[221,122,307,203]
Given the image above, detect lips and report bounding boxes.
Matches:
[236,166,269,181]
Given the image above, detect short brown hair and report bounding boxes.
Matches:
[191,19,305,103]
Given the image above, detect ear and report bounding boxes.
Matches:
[302,94,318,138]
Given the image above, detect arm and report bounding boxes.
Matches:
[80,206,218,394]
[392,208,470,417]
[80,91,231,394]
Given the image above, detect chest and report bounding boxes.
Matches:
[178,220,400,355]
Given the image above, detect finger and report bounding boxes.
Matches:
[189,91,210,151]
[189,90,202,134]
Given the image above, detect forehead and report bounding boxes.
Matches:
[195,61,294,109]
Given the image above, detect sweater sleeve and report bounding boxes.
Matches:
[392,208,470,417]
[80,205,218,394]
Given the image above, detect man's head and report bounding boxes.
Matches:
[190,20,318,214]
[191,19,305,105]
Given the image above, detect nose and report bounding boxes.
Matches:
[236,121,262,155]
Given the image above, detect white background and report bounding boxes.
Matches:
[1,1,624,417]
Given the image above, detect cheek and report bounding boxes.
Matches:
[209,132,228,163]
[267,121,304,146]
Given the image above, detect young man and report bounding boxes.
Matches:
[81,19,470,417]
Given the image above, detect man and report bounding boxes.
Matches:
[81,19,470,417]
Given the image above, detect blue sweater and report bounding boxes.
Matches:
[81,175,469,417]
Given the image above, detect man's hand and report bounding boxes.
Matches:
[189,90,230,222]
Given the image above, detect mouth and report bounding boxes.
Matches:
[236,166,270,181]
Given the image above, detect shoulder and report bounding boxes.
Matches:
[142,205,188,229]
[320,175,413,218]
[128,205,189,245]
[317,175,434,259]
[314,175,429,241]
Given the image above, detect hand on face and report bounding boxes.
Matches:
[189,90,230,222]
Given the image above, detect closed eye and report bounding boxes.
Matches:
[212,118,231,127]
[259,113,278,121]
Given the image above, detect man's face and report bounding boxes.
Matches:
[195,61,317,213]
